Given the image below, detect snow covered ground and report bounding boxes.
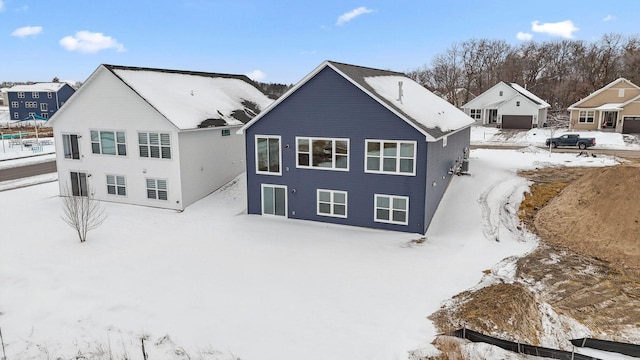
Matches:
[0,142,621,360]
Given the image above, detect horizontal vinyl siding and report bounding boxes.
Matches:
[424,127,471,232]
[246,66,428,233]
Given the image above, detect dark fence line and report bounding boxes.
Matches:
[570,338,640,357]
[449,328,600,360]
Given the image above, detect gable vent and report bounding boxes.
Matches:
[397,81,403,103]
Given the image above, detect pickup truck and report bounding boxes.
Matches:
[545,134,596,149]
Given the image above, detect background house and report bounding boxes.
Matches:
[461,82,550,129]
[568,78,640,134]
[7,82,75,121]
[48,64,272,210]
[240,61,474,234]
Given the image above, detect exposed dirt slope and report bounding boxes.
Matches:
[534,165,640,273]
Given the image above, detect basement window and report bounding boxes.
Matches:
[221,129,231,136]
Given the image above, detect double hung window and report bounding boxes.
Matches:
[317,189,347,218]
[578,110,595,123]
[106,175,126,196]
[146,178,168,200]
[139,132,171,159]
[70,171,88,197]
[62,134,80,159]
[365,140,416,175]
[374,194,409,225]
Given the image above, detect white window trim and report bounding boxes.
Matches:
[47,92,52,99]
[578,110,595,123]
[11,101,18,108]
[374,194,409,225]
[32,92,39,98]
[146,178,168,201]
[469,109,481,120]
[296,136,350,171]
[17,92,25,98]
[364,139,417,176]
[255,135,282,176]
[91,130,127,156]
[138,131,171,159]
[317,189,348,218]
[261,184,288,217]
[40,103,48,111]
[106,174,127,197]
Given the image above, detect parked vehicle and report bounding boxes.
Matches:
[545,134,596,149]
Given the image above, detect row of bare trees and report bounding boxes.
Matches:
[407,33,640,110]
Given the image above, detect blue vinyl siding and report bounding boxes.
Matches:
[7,84,75,120]
[246,66,432,233]
[423,127,471,231]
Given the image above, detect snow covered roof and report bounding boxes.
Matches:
[507,83,550,108]
[7,82,67,92]
[241,61,473,141]
[594,103,624,110]
[105,65,273,130]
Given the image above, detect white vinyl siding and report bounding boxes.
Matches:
[296,137,349,171]
[365,140,416,175]
[138,132,171,159]
[91,130,127,156]
[374,194,409,225]
[317,189,347,218]
[256,136,281,175]
[146,178,168,200]
[106,175,126,196]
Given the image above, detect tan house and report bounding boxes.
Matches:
[568,78,640,134]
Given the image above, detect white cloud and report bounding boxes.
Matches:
[0,0,4,12]
[59,31,125,53]
[531,20,579,39]
[245,70,266,82]
[516,32,533,41]
[603,14,616,21]
[11,26,43,37]
[336,6,374,26]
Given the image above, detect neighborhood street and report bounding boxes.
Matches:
[0,159,56,182]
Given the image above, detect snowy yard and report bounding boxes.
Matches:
[0,146,619,360]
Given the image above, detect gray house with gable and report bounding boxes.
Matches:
[240,61,473,234]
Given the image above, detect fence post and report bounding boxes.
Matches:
[141,338,148,360]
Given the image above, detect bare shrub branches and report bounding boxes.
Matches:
[61,185,106,242]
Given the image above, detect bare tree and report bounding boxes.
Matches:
[61,185,107,242]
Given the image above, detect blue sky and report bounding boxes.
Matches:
[1,0,638,84]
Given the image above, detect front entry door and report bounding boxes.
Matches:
[603,111,617,128]
[261,184,287,217]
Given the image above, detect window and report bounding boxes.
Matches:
[40,103,48,111]
[516,101,520,107]
[138,132,171,159]
[146,178,168,200]
[25,102,37,108]
[221,129,231,136]
[578,110,595,123]
[296,137,349,170]
[261,184,287,216]
[317,189,347,218]
[499,91,503,96]
[17,92,25,98]
[70,171,88,197]
[365,140,416,175]
[13,112,18,119]
[41,113,48,119]
[62,134,80,159]
[106,175,126,196]
[32,92,39,98]
[442,136,448,147]
[11,101,18,108]
[374,194,409,225]
[47,92,52,99]
[91,130,127,156]
[28,112,35,117]
[619,88,625,97]
[469,109,481,120]
[256,136,281,174]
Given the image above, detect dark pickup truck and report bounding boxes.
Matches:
[545,134,596,149]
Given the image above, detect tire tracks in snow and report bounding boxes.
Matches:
[478,178,532,243]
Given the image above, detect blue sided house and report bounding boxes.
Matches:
[240,61,474,234]
[7,82,75,121]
